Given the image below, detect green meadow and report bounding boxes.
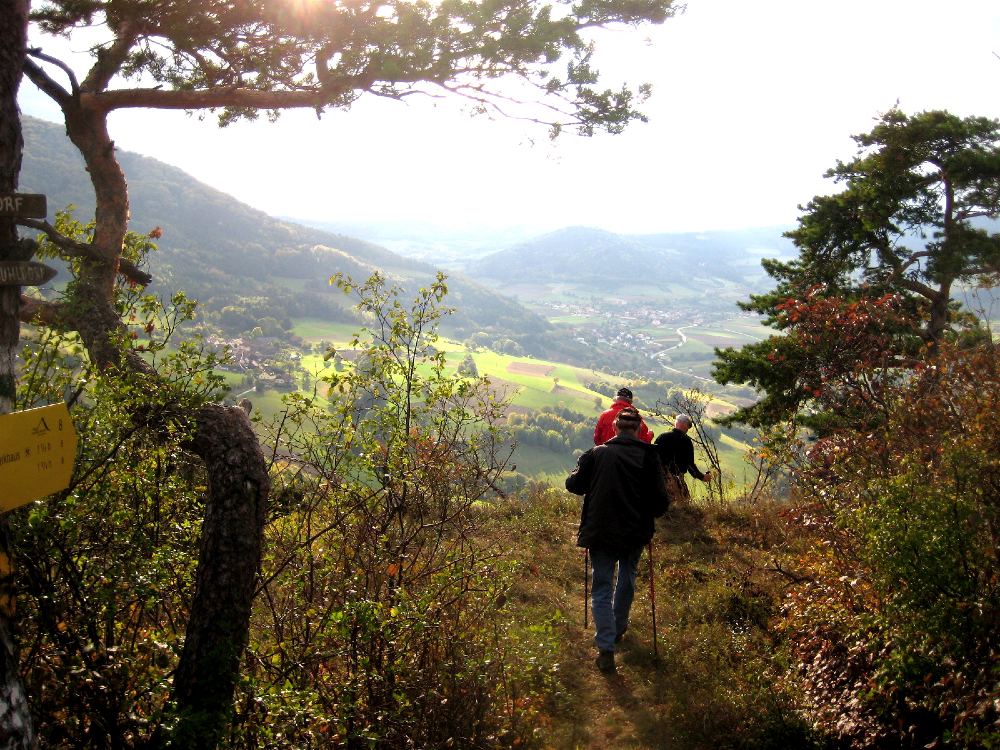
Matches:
[291,318,362,343]
[230,317,757,486]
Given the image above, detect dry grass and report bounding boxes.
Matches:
[507,361,557,376]
[501,490,818,750]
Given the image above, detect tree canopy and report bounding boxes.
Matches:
[20,0,680,356]
[28,0,676,134]
[713,109,1000,429]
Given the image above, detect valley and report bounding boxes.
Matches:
[22,115,773,488]
[199,306,762,489]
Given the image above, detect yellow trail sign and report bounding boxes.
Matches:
[0,403,77,513]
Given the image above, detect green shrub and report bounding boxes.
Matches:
[12,273,226,747]
[233,272,556,747]
[781,344,1000,748]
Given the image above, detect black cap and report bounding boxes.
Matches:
[616,387,633,400]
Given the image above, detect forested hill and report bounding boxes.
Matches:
[20,117,415,279]
[18,116,551,342]
[468,224,796,292]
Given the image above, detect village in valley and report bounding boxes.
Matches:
[537,295,763,380]
[204,333,303,392]
[200,293,766,396]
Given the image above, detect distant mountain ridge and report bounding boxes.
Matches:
[467,225,797,292]
[19,116,801,367]
[472,226,663,283]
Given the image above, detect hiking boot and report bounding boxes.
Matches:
[615,625,628,644]
[595,650,616,674]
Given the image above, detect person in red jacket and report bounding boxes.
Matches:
[593,387,653,445]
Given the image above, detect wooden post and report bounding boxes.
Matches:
[0,1,40,745]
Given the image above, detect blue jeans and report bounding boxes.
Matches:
[589,546,643,652]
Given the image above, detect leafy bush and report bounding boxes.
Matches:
[235,272,557,747]
[12,270,228,746]
[11,262,564,748]
[780,343,1000,748]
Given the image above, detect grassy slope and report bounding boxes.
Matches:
[291,318,360,342]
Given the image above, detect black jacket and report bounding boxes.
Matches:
[655,428,705,480]
[566,434,670,554]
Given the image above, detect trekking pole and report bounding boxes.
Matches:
[648,541,658,659]
[583,549,589,630]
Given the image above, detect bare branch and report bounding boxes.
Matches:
[765,560,813,584]
[23,52,76,105]
[886,264,940,301]
[89,74,373,113]
[81,19,142,94]
[19,295,64,325]
[959,209,1000,221]
[18,217,153,286]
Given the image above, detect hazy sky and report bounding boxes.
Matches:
[18,0,1000,235]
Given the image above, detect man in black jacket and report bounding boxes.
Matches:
[655,414,712,501]
[566,407,669,674]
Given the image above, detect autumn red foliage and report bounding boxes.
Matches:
[778,342,1000,748]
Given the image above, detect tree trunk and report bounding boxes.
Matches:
[0,1,38,747]
[162,403,269,749]
[927,284,952,344]
[44,82,270,750]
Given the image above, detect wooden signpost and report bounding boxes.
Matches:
[0,403,77,513]
[0,193,46,219]
[0,260,57,286]
[0,192,73,512]
[0,193,55,287]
